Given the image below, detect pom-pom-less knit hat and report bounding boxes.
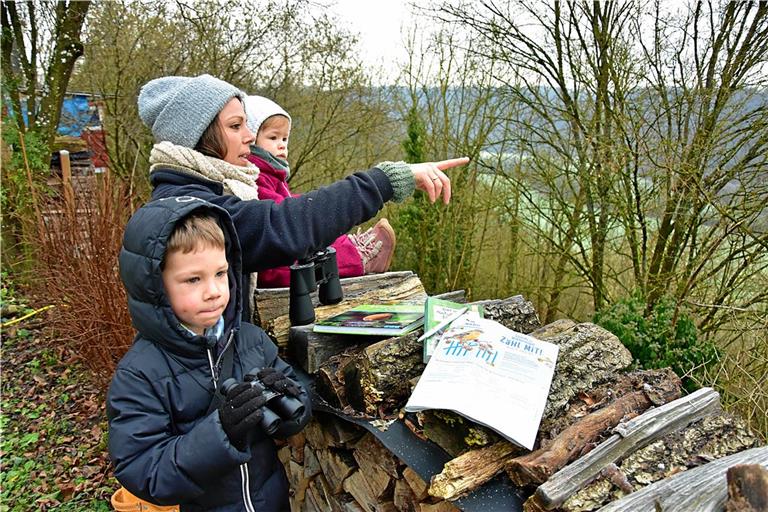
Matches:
[243,95,291,135]
[138,74,243,148]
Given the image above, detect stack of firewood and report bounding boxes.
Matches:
[253,273,767,512]
[277,412,463,512]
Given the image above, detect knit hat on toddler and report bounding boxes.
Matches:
[243,95,291,136]
[137,74,243,148]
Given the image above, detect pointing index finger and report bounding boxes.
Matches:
[435,157,470,171]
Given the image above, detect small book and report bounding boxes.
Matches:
[423,297,484,363]
[313,304,424,336]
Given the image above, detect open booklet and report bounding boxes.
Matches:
[405,313,559,450]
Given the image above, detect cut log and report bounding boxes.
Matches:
[534,322,634,421]
[506,368,682,486]
[343,469,397,512]
[475,295,541,333]
[343,295,540,415]
[560,412,762,511]
[316,349,363,409]
[428,441,519,501]
[256,271,427,348]
[532,387,722,510]
[415,410,505,457]
[726,464,768,512]
[596,446,768,512]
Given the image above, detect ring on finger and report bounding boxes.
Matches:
[431,176,440,181]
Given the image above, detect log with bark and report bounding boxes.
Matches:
[530,387,723,511]
[596,446,768,512]
[506,368,683,487]
[428,441,519,501]
[560,412,763,511]
[535,322,634,421]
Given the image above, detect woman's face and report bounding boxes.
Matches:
[218,98,255,166]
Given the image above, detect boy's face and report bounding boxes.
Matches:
[162,244,230,335]
[255,115,290,160]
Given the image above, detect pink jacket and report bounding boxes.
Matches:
[248,153,364,287]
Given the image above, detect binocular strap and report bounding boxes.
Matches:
[206,342,236,416]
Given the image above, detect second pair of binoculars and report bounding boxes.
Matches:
[221,368,305,436]
[289,247,343,326]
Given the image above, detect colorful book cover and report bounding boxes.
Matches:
[423,297,484,363]
[313,304,424,336]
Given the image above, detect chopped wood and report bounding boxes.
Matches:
[419,500,461,511]
[532,387,722,510]
[506,369,682,486]
[353,434,400,479]
[402,467,430,502]
[726,464,768,512]
[560,412,762,511]
[316,349,361,409]
[596,446,768,511]
[257,271,427,348]
[428,441,518,501]
[394,478,420,512]
[317,448,357,495]
[342,469,396,512]
[288,432,306,464]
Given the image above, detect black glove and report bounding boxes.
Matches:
[219,382,267,451]
[254,368,302,398]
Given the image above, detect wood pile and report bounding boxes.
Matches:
[252,273,767,511]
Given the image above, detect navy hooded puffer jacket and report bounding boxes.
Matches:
[107,196,310,511]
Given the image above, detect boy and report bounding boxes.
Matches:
[107,196,310,511]
[243,95,397,287]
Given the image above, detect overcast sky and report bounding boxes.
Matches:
[323,0,419,80]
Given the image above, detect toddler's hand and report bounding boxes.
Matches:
[411,157,469,204]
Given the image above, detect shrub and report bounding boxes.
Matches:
[593,292,720,391]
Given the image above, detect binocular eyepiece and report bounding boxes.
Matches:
[221,368,305,436]
[289,247,343,326]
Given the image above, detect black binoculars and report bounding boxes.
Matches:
[221,368,305,436]
[289,247,343,326]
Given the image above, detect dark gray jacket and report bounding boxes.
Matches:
[107,196,309,511]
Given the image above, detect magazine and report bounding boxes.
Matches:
[405,315,559,450]
[422,297,484,363]
[313,304,424,336]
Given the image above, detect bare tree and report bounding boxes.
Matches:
[435,1,767,329]
[2,0,91,146]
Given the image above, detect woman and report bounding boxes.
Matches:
[138,74,468,319]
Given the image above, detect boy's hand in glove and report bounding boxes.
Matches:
[254,368,302,398]
[219,383,267,451]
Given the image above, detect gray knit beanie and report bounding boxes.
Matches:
[243,95,291,135]
[138,74,243,148]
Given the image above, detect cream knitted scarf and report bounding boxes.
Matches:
[149,141,261,316]
[149,141,260,201]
